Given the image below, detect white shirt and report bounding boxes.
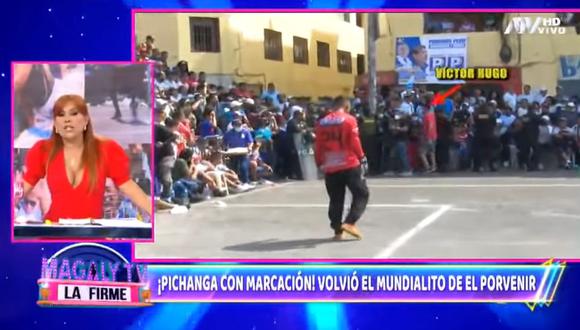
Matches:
[503,92,517,111]
[552,126,573,136]
[538,125,553,144]
[517,93,533,103]
[400,101,414,116]
[396,56,413,69]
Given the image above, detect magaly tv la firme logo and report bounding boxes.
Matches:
[38,243,151,307]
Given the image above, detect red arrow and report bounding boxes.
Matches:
[432,84,463,107]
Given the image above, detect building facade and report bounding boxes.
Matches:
[360,13,580,94]
[135,13,366,99]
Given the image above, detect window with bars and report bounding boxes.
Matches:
[337,50,352,73]
[317,41,330,68]
[189,17,220,52]
[264,29,283,61]
[343,13,351,22]
[293,36,309,64]
[423,13,504,33]
[357,54,365,75]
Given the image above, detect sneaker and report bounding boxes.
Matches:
[341,224,363,240]
[503,161,509,168]
[240,183,255,191]
[260,179,274,185]
[399,171,413,177]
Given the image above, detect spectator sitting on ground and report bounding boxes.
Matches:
[189,148,228,197]
[207,151,249,192]
[155,116,178,201]
[171,148,207,204]
[173,109,195,147]
[249,141,273,183]
[224,118,253,185]
[199,107,219,138]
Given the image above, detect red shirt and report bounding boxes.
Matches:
[423,111,438,141]
[178,121,193,143]
[23,139,130,222]
[138,42,152,61]
[314,110,365,174]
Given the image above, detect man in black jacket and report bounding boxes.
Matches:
[472,103,499,172]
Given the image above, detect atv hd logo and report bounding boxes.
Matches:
[504,17,566,35]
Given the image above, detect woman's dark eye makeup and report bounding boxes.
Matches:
[57,108,79,117]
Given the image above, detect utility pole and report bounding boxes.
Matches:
[367,13,378,116]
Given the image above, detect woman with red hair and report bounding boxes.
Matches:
[21,94,152,222]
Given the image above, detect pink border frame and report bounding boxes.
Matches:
[10,61,156,244]
[131,9,580,264]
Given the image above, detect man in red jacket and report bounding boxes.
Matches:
[315,96,369,240]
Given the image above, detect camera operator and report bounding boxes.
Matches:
[375,103,394,174]
[390,106,412,176]
[472,103,499,172]
[513,104,541,171]
[451,102,473,170]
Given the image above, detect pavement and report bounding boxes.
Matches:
[89,98,152,146]
[135,171,580,259]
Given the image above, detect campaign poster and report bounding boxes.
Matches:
[395,35,468,84]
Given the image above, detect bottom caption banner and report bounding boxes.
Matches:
[148,262,565,307]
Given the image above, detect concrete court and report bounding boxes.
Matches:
[135,172,580,259]
[90,99,151,145]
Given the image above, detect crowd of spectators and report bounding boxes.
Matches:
[374,85,580,175]
[139,36,324,207]
[139,35,580,207]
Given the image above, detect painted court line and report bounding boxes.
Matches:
[292,184,580,188]
[531,211,580,220]
[207,203,441,209]
[189,182,293,208]
[375,205,453,259]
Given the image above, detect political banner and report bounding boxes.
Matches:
[560,55,580,80]
[395,35,468,84]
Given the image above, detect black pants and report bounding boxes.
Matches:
[473,136,498,170]
[324,166,370,234]
[500,133,513,164]
[517,140,538,170]
[436,140,450,171]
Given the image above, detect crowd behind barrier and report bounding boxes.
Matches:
[138,36,580,207]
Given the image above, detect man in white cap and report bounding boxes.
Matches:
[535,86,549,104]
[400,90,415,116]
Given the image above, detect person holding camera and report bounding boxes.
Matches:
[472,103,499,172]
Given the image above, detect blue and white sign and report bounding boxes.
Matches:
[560,55,580,80]
[395,35,468,84]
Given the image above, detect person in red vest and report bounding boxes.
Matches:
[314,96,369,241]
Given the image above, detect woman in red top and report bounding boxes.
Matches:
[22,94,152,222]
